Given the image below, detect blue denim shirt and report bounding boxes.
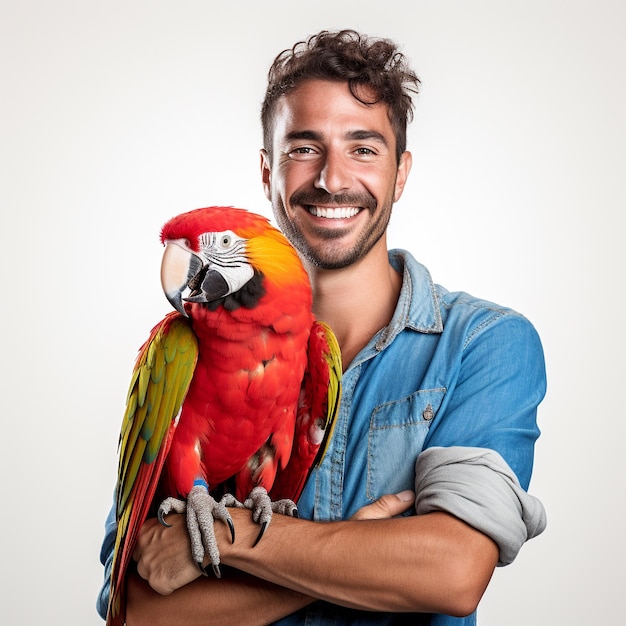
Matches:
[98,250,546,625]
[271,250,546,625]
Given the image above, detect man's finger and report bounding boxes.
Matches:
[350,490,415,520]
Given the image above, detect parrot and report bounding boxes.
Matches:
[105,206,342,626]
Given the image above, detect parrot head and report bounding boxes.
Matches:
[160,206,307,316]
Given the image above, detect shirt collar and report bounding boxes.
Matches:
[375,249,443,351]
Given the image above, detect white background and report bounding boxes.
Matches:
[1,1,623,624]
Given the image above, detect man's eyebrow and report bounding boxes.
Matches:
[345,130,388,146]
[285,130,322,142]
[285,129,388,145]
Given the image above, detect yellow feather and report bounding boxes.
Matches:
[318,322,342,467]
[116,315,198,511]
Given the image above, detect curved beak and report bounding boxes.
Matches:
[161,239,232,315]
[161,241,196,317]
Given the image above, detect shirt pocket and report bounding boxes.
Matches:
[367,388,445,502]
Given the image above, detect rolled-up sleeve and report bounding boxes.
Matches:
[415,446,547,566]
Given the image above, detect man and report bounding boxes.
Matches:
[98,29,547,625]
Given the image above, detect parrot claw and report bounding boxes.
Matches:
[272,499,299,517]
[241,486,298,546]
[253,521,268,547]
[158,496,188,527]
[158,482,234,579]
[158,509,171,527]
[214,495,237,544]
[196,560,223,578]
[187,482,235,576]
[198,561,221,578]
[226,517,236,544]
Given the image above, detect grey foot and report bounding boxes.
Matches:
[241,486,298,546]
[158,484,235,578]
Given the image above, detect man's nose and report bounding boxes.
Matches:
[314,152,352,194]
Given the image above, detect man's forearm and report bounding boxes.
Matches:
[219,507,498,617]
[126,568,313,625]
[132,494,498,620]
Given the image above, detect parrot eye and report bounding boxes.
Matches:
[219,234,233,248]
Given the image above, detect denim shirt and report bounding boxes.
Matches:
[98,250,546,625]
[271,250,546,625]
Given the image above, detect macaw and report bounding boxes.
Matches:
[106,206,342,626]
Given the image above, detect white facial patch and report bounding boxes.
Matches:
[198,230,254,294]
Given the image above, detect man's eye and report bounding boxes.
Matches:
[355,147,375,155]
[288,146,317,158]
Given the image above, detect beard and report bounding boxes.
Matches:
[272,189,393,270]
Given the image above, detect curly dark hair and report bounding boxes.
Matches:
[261,29,420,163]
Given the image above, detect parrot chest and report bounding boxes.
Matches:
[166,316,311,495]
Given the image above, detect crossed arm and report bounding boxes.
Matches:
[126,493,498,625]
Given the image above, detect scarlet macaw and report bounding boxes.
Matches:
[106,206,341,626]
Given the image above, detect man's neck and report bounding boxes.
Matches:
[305,244,402,371]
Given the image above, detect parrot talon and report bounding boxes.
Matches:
[158,509,172,527]
[241,487,298,546]
[253,521,269,547]
[180,483,235,583]
[157,496,187,527]
[197,561,209,577]
[227,517,236,544]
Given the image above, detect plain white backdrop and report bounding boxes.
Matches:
[1,1,623,624]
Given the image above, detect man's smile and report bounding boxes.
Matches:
[306,206,361,219]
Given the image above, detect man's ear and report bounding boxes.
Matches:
[260,149,272,201]
[394,151,413,202]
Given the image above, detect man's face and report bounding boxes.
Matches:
[261,79,411,270]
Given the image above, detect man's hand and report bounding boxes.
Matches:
[133,514,204,595]
[350,490,415,520]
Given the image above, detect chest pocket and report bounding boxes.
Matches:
[367,388,445,502]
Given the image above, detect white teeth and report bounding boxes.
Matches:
[308,206,360,218]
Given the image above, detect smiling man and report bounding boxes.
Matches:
[98,29,547,625]
[262,78,409,273]
[260,77,413,369]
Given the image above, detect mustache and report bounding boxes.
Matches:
[290,190,377,211]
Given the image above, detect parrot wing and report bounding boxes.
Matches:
[107,311,198,626]
[270,320,342,503]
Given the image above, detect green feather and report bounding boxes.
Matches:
[115,315,198,513]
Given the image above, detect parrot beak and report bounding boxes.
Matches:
[161,239,233,314]
[161,241,195,317]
